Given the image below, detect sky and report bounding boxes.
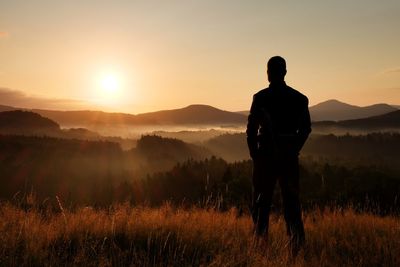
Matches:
[1,0,400,113]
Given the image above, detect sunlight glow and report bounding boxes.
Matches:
[100,73,119,94]
[92,69,127,108]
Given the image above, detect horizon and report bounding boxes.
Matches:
[1,1,400,113]
[0,98,399,115]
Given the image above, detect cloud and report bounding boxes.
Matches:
[383,68,400,74]
[0,31,9,38]
[0,87,98,111]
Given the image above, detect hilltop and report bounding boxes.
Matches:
[309,99,397,121]
[0,110,60,135]
[28,104,247,127]
[313,109,400,132]
[1,100,399,131]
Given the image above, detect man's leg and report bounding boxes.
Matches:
[252,156,277,236]
[279,157,305,255]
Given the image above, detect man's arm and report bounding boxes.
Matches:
[296,97,312,153]
[246,95,260,159]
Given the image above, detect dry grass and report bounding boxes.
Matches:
[0,202,399,267]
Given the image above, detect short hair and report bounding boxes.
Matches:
[267,56,286,77]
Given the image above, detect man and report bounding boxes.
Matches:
[246,56,311,255]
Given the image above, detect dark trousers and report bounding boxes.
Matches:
[252,154,305,252]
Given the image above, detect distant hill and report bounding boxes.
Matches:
[313,110,400,132]
[236,111,249,116]
[30,104,247,127]
[152,129,228,143]
[31,109,136,126]
[0,104,20,112]
[236,100,397,121]
[135,105,246,125]
[204,133,249,162]
[1,101,397,129]
[310,99,397,121]
[134,135,212,163]
[336,110,400,129]
[0,110,60,135]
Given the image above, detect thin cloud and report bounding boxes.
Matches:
[0,87,97,110]
[0,31,9,38]
[383,68,400,74]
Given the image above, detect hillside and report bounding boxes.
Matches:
[134,104,246,125]
[313,110,400,132]
[2,101,398,130]
[0,110,60,134]
[310,99,397,121]
[133,135,212,165]
[32,104,247,127]
[236,100,397,122]
[337,109,400,128]
[235,110,250,116]
[0,104,17,112]
[0,111,136,149]
[0,134,213,204]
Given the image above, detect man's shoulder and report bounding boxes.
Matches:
[253,88,268,98]
[287,86,309,103]
[252,85,309,104]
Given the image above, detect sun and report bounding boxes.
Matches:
[92,69,128,107]
[100,73,120,94]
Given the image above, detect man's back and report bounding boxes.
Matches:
[247,82,311,158]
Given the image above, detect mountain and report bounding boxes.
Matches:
[0,110,138,149]
[310,99,397,121]
[0,104,18,112]
[0,110,60,135]
[30,104,247,127]
[313,110,400,131]
[134,135,212,163]
[235,100,397,121]
[336,110,400,129]
[2,101,397,128]
[135,105,246,125]
[236,111,249,116]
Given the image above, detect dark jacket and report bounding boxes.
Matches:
[246,82,311,158]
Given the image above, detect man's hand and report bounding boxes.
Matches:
[250,149,260,161]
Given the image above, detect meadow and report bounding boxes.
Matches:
[1,132,400,266]
[0,201,399,267]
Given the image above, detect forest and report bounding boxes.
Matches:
[1,133,399,215]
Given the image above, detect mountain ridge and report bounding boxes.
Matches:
[313,109,400,131]
[1,100,399,127]
[309,99,397,121]
[16,104,247,127]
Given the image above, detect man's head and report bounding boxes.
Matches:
[267,56,287,83]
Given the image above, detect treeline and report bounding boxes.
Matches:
[1,133,400,214]
[0,135,126,206]
[137,157,400,215]
[204,132,400,167]
[0,134,209,206]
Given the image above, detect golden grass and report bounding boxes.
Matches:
[0,202,399,267]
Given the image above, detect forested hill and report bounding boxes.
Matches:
[309,99,397,121]
[0,110,60,134]
[313,110,400,132]
[32,104,246,126]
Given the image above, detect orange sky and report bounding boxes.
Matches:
[1,1,400,113]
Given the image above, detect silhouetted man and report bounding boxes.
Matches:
[246,56,311,255]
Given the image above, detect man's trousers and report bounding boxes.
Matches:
[251,154,305,253]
